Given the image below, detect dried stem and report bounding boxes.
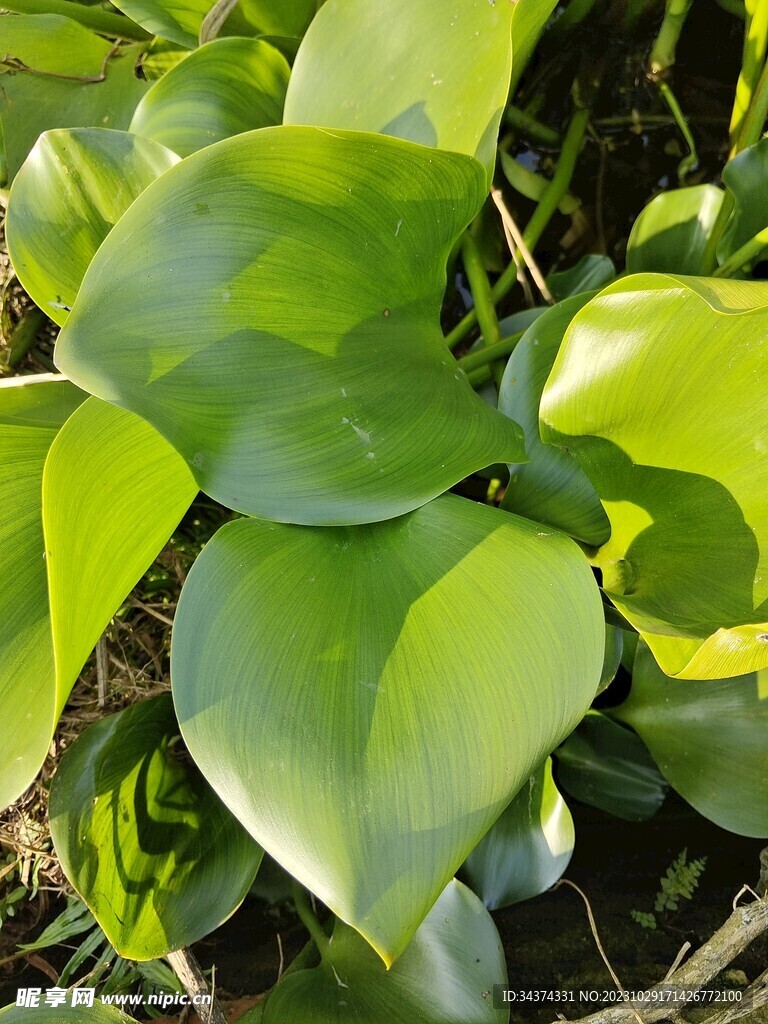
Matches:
[166,947,227,1024]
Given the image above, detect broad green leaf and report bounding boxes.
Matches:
[129,38,289,158]
[56,127,525,526]
[0,1005,133,1023]
[541,273,768,679]
[0,383,195,811]
[546,255,616,301]
[43,397,197,692]
[0,16,148,181]
[49,694,262,958]
[461,759,574,910]
[283,0,515,178]
[719,137,768,263]
[613,641,768,837]
[261,880,508,1023]
[0,374,85,810]
[499,294,610,546]
[6,128,179,327]
[625,186,724,275]
[171,493,604,963]
[555,711,667,821]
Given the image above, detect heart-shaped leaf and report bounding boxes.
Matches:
[461,759,574,911]
[625,186,724,275]
[0,379,195,811]
[283,0,515,179]
[259,880,508,1023]
[6,128,179,326]
[171,493,603,963]
[56,126,525,526]
[499,293,610,546]
[540,273,768,679]
[129,38,289,158]
[0,16,149,182]
[555,711,667,822]
[612,642,768,837]
[50,694,262,958]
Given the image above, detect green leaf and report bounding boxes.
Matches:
[43,396,196,692]
[719,137,768,263]
[0,16,149,181]
[172,493,604,964]
[599,623,623,694]
[625,186,724,275]
[499,294,610,546]
[540,273,768,679]
[49,694,262,958]
[6,128,179,327]
[0,374,85,810]
[461,759,574,911]
[555,711,667,822]
[110,0,315,50]
[283,0,515,179]
[612,641,768,837]
[546,255,616,302]
[56,126,525,526]
[0,1005,133,1023]
[261,880,508,1023]
[129,38,289,158]
[0,382,195,811]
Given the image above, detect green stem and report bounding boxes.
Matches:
[504,105,561,147]
[734,51,768,153]
[730,0,768,152]
[457,329,526,373]
[292,883,331,961]
[461,233,501,347]
[0,0,151,39]
[550,0,604,35]
[445,104,590,351]
[648,0,694,75]
[0,307,45,372]
[657,80,698,181]
[713,224,768,275]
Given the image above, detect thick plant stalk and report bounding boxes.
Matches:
[166,948,227,1024]
[461,233,501,348]
[648,0,694,76]
[553,896,768,1024]
[0,0,151,40]
[730,0,768,153]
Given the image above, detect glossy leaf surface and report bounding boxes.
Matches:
[0,383,195,811]
[555,712,667,822]
[541,273,768,679]
[172,494,604,963]
[500,294,610,546]
[261,881,507,1023]
[283,0,515,178]
[625,186,724,275]
[57,127,525,525]
[0,16,148,181]
[613,642,768,837]
[462,759,574,910]
[719,138,768,262]
[43,397,197,692]
[0,375,85,810]
[50,694,262,958]
[130,38,289,157]
[7,129,178,326]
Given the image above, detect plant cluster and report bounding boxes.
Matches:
[0,0,767,1020]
